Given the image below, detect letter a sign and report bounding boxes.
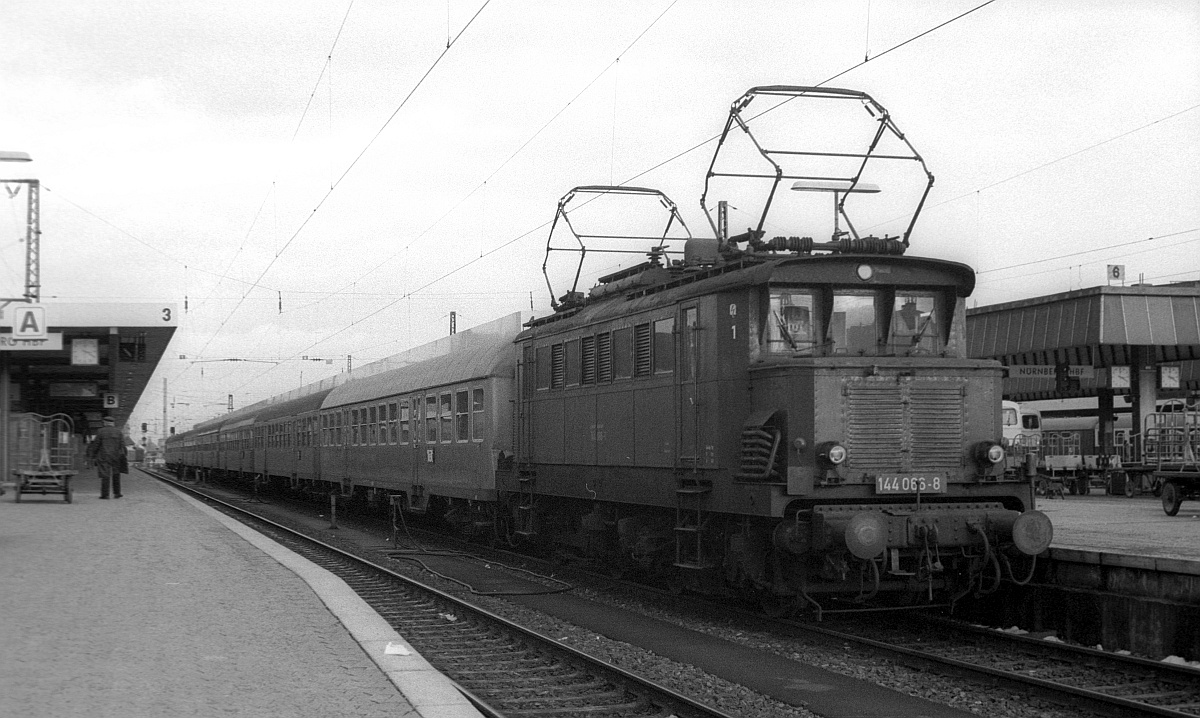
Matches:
[12,306,47,339]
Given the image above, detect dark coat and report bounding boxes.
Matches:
[88,425,126,468]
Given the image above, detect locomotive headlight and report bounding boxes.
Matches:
[818,441,847,465]
[974,441,1005,465]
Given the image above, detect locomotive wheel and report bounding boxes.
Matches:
[1162,482,1183,517]
[1124,474,1138,498]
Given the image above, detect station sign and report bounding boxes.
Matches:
[1009,365,1095,380]
[0,332,63,350]
[10,305,47,339]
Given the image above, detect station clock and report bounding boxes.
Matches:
[71,338,99,366]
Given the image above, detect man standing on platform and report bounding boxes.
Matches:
[88,416,126,499]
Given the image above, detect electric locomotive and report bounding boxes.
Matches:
[505,87,1051,614]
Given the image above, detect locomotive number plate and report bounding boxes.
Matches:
[874,474,947,494]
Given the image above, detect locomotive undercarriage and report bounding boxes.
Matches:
[512,492,1047,617]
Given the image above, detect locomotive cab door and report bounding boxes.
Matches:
[678,304,701,465]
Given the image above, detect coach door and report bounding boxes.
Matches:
[678,305,701,465]
[408,394,429,511]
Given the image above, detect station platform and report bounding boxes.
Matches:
[0,468,481,718]
[1039,492,1200,565]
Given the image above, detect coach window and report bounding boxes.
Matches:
[829,291,879,356]
[360,407,368,446]
[887,293,941,356]
[613,327,632,380]
[440,392,453,442]
[379,403,388,443]
[455,389,470,441]
[426,394,438,442]
[633,323,652,377]
[565,340,581,387]
[369,405,378,445]
[472,388,484,441]
[388,402,398,444]
[766,289,818,355]
[654,318,674,374]
[351,409,360,445]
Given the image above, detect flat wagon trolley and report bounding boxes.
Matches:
[12,413,78,503]
[1120,403,1200,515]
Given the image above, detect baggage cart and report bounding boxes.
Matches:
[12,413,77,503]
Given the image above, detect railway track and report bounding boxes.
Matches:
[815,615,1200,718]
[152,470,735,718]
[153,468,1200,718]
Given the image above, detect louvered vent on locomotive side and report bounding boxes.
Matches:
[845,380,966,472]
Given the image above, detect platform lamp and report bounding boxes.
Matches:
[0,150,34,492]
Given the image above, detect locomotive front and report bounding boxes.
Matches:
[699,86,1050,611]
[739,253,1052,608]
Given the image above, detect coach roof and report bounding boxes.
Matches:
[322,328,518,409]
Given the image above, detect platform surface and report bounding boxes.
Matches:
[0,468,480,718]
[1039,492,1200,564]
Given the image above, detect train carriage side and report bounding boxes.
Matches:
[256,389,335,490]
[192,418,221,475]
[220,416,255,479]
[321,328,518,528]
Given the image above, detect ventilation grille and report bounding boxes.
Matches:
[846,381,964,471]
[634,324,652,377]
[581,336,596,384]
[597,332,613,383]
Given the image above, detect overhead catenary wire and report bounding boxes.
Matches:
[282,0,681,318]
[170,1,493,388]
[219,1,1005,397]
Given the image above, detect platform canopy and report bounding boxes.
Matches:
[2,302,177,432]
[967,283,1200,402]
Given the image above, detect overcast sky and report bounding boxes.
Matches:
[3,0,1198,432]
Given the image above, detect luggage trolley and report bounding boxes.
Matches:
[12,413,78,503]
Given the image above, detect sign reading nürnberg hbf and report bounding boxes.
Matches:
[0,333,63,350]
[1009,365,1096,380]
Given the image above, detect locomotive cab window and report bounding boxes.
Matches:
[886,294,942,356]
[829,291,879,355]
[766,289,818,355]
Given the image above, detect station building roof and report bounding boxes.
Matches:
[967,283,1200,402]
[4,302,177,433]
